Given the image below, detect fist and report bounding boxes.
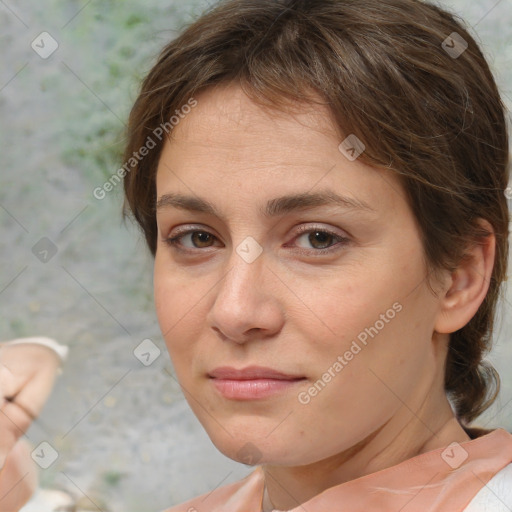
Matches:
[0,341,62,511]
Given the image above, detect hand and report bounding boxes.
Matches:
[0,342,62,511]
[0,439,38,512]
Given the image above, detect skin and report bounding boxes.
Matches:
[154,83,495,511]
[0,343,61,510]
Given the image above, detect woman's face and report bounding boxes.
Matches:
[154,84,447,466]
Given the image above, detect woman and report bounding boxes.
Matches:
[1,0,511,510]
[121,0,512,510]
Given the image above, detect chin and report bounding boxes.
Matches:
[206,429,309,467]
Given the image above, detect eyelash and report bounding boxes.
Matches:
[163,225,350,256]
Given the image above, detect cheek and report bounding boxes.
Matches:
[298,278,390,355]
[153,255,192,329]
[154,278,193,380]
[299,264,434,392]
[153,276,174,335]
[153,259,188,348]
[153,258,206,368]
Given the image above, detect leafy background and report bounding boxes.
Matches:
[0,1,511,511]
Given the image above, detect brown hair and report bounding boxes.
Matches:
[123,0,510,424]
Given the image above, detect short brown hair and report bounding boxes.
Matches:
[123,0,510,424]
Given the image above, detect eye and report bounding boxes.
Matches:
[289,225,350,255]
[163,225,350,255]
[165,229,219,251]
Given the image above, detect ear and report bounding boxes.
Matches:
[434,219,496,334]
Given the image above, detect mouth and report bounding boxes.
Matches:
[208,366,307,400]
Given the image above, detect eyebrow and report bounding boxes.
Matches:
[156,190,376,219]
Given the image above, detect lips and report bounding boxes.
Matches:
[208,366,306,400]
[208,366,304,380]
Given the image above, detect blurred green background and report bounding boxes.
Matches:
[0,1,511,511]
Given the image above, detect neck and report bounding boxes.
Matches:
[262,397,470,512]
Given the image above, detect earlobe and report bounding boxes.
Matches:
[434,219,495,334]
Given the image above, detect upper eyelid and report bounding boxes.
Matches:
[167,223,345,239]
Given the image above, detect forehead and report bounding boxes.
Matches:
[156,84,407,216]
[169,84,342,158]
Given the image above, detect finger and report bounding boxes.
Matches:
[11,365,58,419]
[0,345,60,418]
[4,398,37,421]
[0,401,33,470]
[0,352,30,406]
[0,363,17,402]
[0,440,38,512]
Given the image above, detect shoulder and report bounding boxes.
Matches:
[161,467,264,512]
[463,462,512,512]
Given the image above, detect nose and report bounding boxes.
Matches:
[206,250,285,344]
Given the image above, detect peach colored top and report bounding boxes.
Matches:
[164,428,512,512]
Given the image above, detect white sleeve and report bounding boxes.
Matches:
[463,463,512,512]
[2,337,69,364]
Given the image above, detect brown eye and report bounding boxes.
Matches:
[292,226,349,254]
[304,231,335,250]
[165,229,219,251]
[189,231,215,248]
[164,226,349,256]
